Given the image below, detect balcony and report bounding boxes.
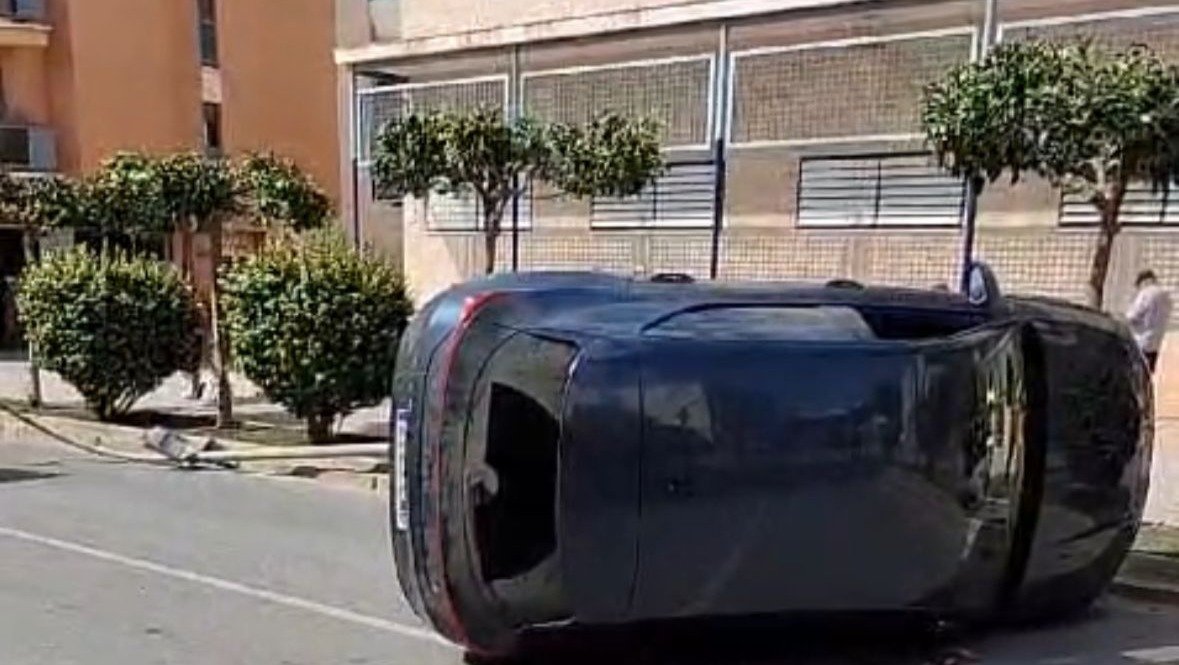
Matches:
[0,124,55,171]
[0,0,48,48]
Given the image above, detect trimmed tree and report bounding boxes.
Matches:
[237,152,332,231]
[923,40,1179,308]
[86,152,173,245]
[153,152,243,427]
[373,108,664,273]
[0,173,92,406]
[17,248,199,420]
[221,233,412,443]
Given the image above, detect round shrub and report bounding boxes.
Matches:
[18,248,199,420]
[221,233,412,442]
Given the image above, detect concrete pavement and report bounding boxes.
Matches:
[5,433,1179,665]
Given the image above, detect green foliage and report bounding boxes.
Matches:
[923,40,1179,306]
[221,232,412,442]
[922,41,1064,184]
[153,152,242,229]
[17,248,199,420]
[85,152,172,237]
[546,113,665,198]
[0,173,90,232]
[373,108,663,271]
[237,152,332,231]
[923,41,1179,194]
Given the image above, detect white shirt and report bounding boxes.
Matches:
[1126,284,1173,353]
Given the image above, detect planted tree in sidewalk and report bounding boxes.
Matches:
[221,232,411,443]
[17,247,199,420]
[0,173,91,406]
[153,152,243,428]
[373,108,664,273]
[923,40,1179,308]
[86,152,173,248]
[237,152,333,231]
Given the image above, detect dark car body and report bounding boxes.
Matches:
[390,271,1153,655]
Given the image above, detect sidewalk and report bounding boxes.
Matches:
[0,359,390,441]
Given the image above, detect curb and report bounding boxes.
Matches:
[1113,552,1179,605]
[0,408,389,494]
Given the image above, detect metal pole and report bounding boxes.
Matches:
[981,0,999,53]
[510,45,522,272]
[960,0,1000,291]
[350,69,363,250]
[710,139,726,280]
[709,24,731,280]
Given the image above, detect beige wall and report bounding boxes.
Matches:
[220,0,341,203]
[397,0,873,41]
[55,0,202,172]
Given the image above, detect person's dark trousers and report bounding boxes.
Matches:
[1146,351,1160,374]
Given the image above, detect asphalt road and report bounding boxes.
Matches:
[3,434,1179,665]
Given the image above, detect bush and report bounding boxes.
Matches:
[18,248,199,420]
[221,233,412,442]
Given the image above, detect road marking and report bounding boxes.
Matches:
[1125,646,1179,664]
[0,525,455,649]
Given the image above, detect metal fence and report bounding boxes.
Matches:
[352,2,1179,313]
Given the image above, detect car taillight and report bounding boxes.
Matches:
[423,291,504,647]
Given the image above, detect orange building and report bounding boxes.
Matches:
[0,0,339,341]
[0,0,338,186]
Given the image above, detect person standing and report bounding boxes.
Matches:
[1126,269,1173,373]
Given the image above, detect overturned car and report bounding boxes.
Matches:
[390,268,1153,655]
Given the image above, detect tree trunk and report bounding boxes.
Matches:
[1086,183,1126,310]
[307,414,334,444]
[21,231,41,408]
[482,205,500,275]
[208,218,235,429]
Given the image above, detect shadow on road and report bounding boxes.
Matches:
[473,614,979,665]
[451,599,1179,665]
[0,467,61,484]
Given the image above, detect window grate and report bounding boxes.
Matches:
[591,161,716,229]
[1059,184,1179,226]
[797,153,964,228]
[425,184,535,233]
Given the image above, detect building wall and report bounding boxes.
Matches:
[2,47,50,125]
[220,0,341,203]
[352,0,1179,307]
[397,0,870,41]
[55,0,202,172]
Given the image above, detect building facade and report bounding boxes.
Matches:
[0,0,338,187]
[0,0,340,344]
[336,0,1179,313]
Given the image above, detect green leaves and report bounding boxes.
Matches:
[87,152,172,236]
[153,152,242,230]
[546,113,665,199]
[0,173,90,232]
[221,232,412,441]
[237,152,332,231]
[3,151,331,240]
[372,107,664,271]
[17,248,199,420]
[923,40,1179,194]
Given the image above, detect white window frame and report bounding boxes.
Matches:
[796,152,965,229]
[590,154,717,230]
[726,26,978,149]
[521,54,716,151]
